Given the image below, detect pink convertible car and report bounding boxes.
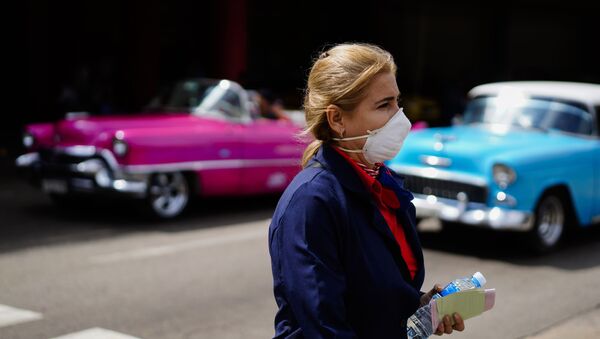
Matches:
[16,79,308,218]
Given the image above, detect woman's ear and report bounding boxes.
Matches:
[326,104,345,137]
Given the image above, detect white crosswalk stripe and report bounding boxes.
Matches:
[50,327,142,339]
[0,304,43,328]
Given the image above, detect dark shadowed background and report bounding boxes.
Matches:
[6,0,600,158]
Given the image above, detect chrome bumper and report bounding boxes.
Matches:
[412,193,533,231]
[16,150,148,197]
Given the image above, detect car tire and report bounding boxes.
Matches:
[144,172,190,219]
[528,193,568,253]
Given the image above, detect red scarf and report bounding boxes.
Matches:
[334,147,418,279]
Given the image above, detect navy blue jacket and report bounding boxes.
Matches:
[269,144,425,339]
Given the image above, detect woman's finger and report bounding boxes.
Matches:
[435,323,444,336]
[443,315,453,334]
[453,313,465,331]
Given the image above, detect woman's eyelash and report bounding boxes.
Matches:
[378,98,401,108]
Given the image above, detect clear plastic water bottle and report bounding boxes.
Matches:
[407,304,435,339]
[406,272,487,339]
[432,272,486,300]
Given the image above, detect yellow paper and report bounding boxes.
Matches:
[434,289,486,322]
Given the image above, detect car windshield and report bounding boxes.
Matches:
[145,79,248,121]
[463,96,593,135]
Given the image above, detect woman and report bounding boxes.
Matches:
[268,43,464,338]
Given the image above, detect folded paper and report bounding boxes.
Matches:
[431,288,495,329]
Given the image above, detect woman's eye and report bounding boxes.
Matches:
[378,97,401,109]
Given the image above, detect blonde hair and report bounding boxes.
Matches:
[301,43,397,167]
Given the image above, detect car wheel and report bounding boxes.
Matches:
[529,194,566,253]
[146,172,190,219]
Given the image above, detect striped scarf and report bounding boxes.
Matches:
[356,161,383,178]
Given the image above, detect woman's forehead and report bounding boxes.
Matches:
[365,73,400,101]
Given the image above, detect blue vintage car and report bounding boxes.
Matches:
[388,81,600,252]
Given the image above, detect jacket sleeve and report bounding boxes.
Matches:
[272,183,357,339]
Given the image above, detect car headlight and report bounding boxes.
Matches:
[112,136,128,157]
[493,163,516,189]
[23,132,35,148]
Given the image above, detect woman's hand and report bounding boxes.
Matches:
[421,285,466,335]
[420,284,442,306]
[434,313,465,335]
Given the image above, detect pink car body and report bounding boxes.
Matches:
[17,79,308,218]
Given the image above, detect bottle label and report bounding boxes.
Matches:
[439,284,461,297]
[439,278,480,297]
[407,304,434,339]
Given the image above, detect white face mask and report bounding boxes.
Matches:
[333,108,412,164]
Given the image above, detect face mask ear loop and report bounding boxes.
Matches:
[332,134,369,141]
[336,146,364,153]
[333,129,367,153]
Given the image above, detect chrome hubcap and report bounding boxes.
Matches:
[537,196,564,247]
[149,172,188,218]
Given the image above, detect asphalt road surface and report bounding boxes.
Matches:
[1,162,599,339]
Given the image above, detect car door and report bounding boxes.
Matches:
[194,121,244,196]
[240,118,304,194]
[593,106,600,222]
[191,83,249,196]
[593,140,600,223]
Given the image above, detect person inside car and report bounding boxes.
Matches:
[256,88,291,121]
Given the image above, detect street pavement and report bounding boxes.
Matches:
[1,160,599,339]
[525,305,600,339]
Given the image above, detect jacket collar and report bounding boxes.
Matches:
[311,144,414,207]
[311,144,424,284]
[310,143,371,197]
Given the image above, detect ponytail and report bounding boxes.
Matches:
[301,139,323,168]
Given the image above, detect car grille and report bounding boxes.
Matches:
[38,149,102,178]
[402,174,488,203]
[39,149,93,164]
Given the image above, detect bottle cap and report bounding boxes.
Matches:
[473,271,486,286]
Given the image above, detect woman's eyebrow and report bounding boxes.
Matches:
[374,94,401,105]
[374,96,395,105]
